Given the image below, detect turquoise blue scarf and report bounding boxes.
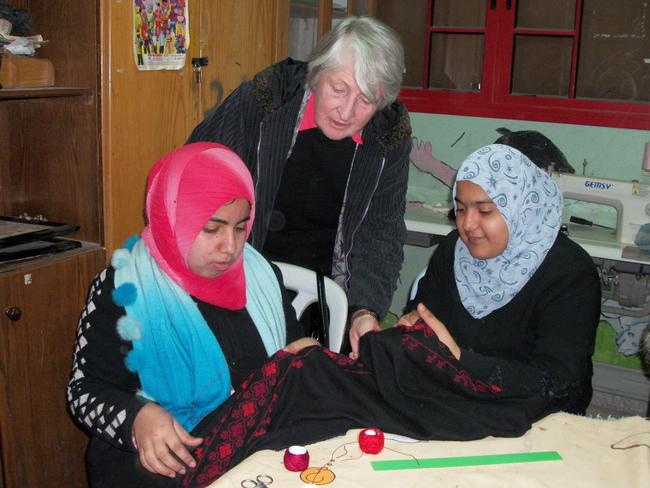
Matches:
[113,238,286,431]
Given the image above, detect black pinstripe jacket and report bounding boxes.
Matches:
[188,58,412,318]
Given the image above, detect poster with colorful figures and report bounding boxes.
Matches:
[133,0,188,70]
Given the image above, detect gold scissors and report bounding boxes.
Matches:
[241,474,273,488]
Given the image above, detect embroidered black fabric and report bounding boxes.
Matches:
[183,323,539,487]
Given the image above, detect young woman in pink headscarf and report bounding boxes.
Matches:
[68,143,314,487]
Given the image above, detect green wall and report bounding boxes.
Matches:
[406,113,650,208]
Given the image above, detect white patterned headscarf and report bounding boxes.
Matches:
[452,144,563,318]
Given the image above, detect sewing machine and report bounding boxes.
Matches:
[548,171,650,326]
[549,171,650,248]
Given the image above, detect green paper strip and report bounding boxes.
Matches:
[371,451,562,471]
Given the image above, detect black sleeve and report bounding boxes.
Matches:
[347,138,411,318]
[410,230,457,312]
[412,234,601,418]
[458,259,600,418]
[470,239,600,413]
[67,267,147,452]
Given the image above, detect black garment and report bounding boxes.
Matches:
[182,324,536,487]
[181,231,599,487]
[412,230,601,415]
[263,128,354,274]
[187,58,412,317]
[195,299,272,387]
[68,264,302,488]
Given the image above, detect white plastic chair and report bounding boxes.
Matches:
[409,267,428,301]
[273,261,348,353]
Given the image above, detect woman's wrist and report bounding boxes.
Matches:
[350,308,379,325]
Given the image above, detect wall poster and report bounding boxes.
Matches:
[133,0,189,71]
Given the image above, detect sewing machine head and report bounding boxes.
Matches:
[549,170,650,246]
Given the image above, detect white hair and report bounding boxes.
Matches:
[307,16,405,109]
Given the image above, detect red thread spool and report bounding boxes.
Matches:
[358,428,385,454]
[283,445,310,472]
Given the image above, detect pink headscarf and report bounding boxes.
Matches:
[141,142,255,309]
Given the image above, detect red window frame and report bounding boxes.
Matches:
[399,0,650,130]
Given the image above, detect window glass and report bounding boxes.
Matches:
[429,33,484,91]
[512,35,573,96]
[576,0,650,102]
[433,0,486,28]
[371,0,649,129]
[288,0,320,61]
[352,0,371,15]
[332,0,348,28]
[516,0,575,30]
[376,0,428,87]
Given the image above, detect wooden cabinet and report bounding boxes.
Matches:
[1,0,101,243]
[0,247,105,487]
[0,1,103,486]
[1,2,342,484]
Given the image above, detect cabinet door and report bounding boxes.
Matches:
[197,0,283,113]
[0,248,105,487]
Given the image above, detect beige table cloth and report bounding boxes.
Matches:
[208,412,650,488]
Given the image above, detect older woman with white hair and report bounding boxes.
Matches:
[188,16,411,355]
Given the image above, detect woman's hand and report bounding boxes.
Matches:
[395,308,422,327]
[283,337,321,354]
[349,314,381,360]
[416,303,461,360]
[132,403,203,478]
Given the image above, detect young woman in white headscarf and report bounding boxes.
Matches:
[400,143,601,417]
